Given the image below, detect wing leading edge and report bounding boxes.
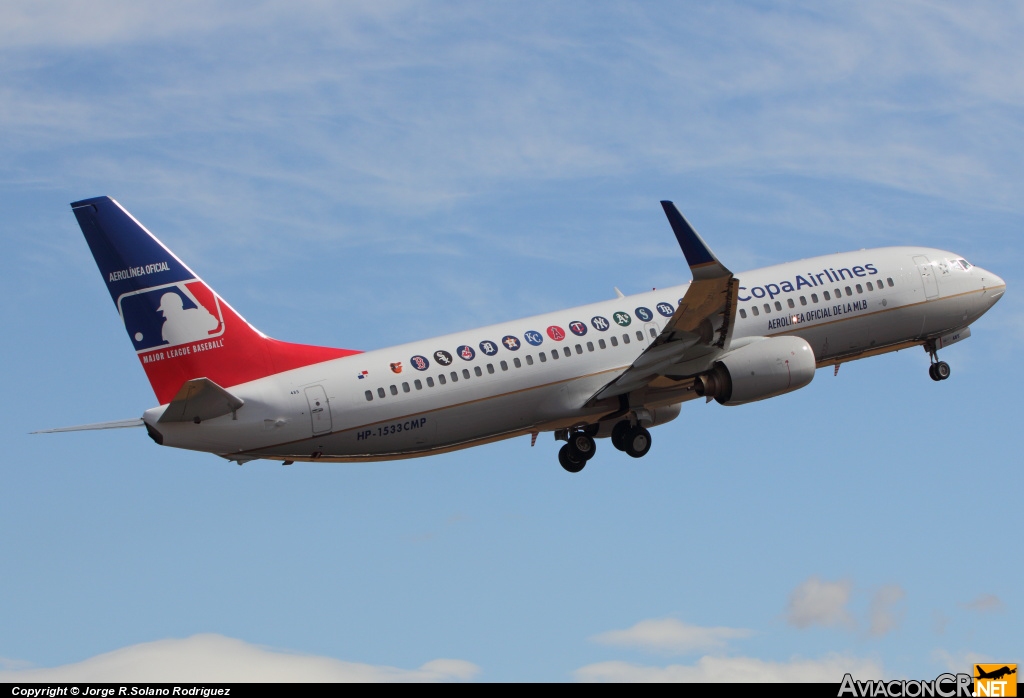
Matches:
[587,202,739,403]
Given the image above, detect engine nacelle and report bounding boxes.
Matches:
[694,336,816,406]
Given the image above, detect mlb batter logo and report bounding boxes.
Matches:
[974,664,1017,697]
[118,281,224,353]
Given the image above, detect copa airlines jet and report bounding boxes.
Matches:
[40,197,1005,472]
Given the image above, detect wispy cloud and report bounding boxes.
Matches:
[0,635,480,683]
[961,594,1005,614]
[785,576,854,629]
[575,654,884,683]
[868,585,906,637]
[590,618,753,656]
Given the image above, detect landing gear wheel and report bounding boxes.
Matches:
[929,364,940,381]
[558,444,586,473]
[624,425,652,459]
[934,361,950,380]
[611,421,630,451]
[568,433,597,461]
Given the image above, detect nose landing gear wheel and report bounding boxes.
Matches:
[929,361,951,381]
[624,425,652,458]
[558,444,586,473]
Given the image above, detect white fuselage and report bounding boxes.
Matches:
[145,246,1005,463]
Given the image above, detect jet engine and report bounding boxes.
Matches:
[694,336,816,406]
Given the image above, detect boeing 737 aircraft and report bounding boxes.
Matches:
[40,197,1005,472]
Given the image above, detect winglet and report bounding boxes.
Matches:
[660,201,732,280]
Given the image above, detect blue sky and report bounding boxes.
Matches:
[1,0,1020,682]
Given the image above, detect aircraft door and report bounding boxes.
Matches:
[304,385,333,435]
[913,255,939,299]
[644,322,659,346]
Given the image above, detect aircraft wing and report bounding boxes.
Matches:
[587,202,738,403]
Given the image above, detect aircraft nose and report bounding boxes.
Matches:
[977,267,1006,307]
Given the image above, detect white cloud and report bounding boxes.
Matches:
[574,654,884,683]
[0,635,480,683]
[785,576,854,629]
[932,649,992,674]
[868,585,906,637]
[590,618,753,655]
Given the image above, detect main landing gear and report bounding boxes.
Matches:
[557,419,653,473]
[925,340,951,382]
[558,431,596,473]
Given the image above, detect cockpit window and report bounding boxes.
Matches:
[958,258,972,270]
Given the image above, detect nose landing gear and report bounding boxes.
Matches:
[925,340,951,381]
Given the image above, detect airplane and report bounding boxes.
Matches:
[37,196,1006,473]
[975,666,1016,681]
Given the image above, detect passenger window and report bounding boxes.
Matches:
[563,347,571,357]
[866,281,874,291]
[599,338,607,349]
[377,387,385,398]
[834,288,841,298]
[462,369,470,379]
[855,284,863,293]
[587,341,594,352]
[763,303,771,314]
[438,374,446,385]
[622,334,630,344]
[475,366,483,376]
[487,363,495,374]
[402,382,410,393]
[845,286,853,296]
[365,390,373,401]
[526,355,534,366]
[610,336,619,347]
[752,306,760,316]
[577,344,584,354]
[823,291,831,300]
[887,278,894,287]
[635,331,643,341]
[551,349,560,359]
[450,371,458,382]
[426,377,435,387]
[539,353,547,363]
[513,357,522,368]
[787,298,795,309]
[811,293,819,303]
[650,328,657,338]
[414,379,422,390]
[740,309,747,318]
[500,360,509,370]
[390,385,398,395]
[799,296,807,306]
[774,301,782,311]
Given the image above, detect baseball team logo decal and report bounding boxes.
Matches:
[479,340,499,356]
[434,350,453,366]
[390,362,403,374]
[568,320,587,336]
[635,306,653,322]
[656,302,674,317]
[502,335,521,350]
[546,326,565,341]
[411,355,430,371]
[524,330,544,346]
[613,311,632,327]
[457,344,476,361]
[591,315,610,331]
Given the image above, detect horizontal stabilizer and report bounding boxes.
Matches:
[158,377,244,424]
[32,418,144,434]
